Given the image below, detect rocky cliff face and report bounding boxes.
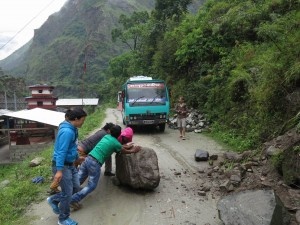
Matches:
[1,0,156,97]
[0,0,203,98]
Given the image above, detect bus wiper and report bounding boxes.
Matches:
[150,95,160,104]
[132,96,145,105]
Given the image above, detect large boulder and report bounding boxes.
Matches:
[217,189,290,225]
[115,147,160,190]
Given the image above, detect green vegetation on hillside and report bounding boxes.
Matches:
[99,0,300,151]
[0,71,28,98]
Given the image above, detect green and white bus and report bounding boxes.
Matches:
[118,76,170,132]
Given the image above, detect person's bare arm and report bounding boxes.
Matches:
[122,142,134,149]
[54,170,63,183]
[121,145,141,154]
[77,145,87,156]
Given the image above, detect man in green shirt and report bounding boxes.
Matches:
[70,125,141,209]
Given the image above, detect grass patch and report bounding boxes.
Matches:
[204,123,258,152]
[0,106,107,225]
[78,105,108,139]
[201,131,233,152]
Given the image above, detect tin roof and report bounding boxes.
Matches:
[3,108,65,127]
[56,98,99,106]
[0,109,13,116]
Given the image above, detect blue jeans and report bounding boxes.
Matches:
[72,156,102,203]
[50,165,80,222]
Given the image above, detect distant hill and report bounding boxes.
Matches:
[0,0,202,98]
[0,41,31,75]
[0,0,157,98]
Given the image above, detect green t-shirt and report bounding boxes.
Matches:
[89,134,122,164]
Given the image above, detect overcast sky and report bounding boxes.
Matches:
[0,0,68,60]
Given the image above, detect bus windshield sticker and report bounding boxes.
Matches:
[127,83,165,89]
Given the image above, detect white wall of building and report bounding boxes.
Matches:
[31,89,52,95]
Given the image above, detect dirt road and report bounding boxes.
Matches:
[26,108,227,225]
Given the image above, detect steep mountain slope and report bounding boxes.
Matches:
[1,0,156,97]
[0,41,31,74]
[0,0,203,98]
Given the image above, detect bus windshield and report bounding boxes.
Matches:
[126,83,167,105]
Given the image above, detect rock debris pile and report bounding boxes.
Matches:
[168,109,210,133]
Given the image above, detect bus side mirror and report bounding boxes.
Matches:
[117,91,122,102]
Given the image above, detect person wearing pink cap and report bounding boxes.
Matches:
[118,127,133,145]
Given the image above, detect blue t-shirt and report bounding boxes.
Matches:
[53,121,79,170]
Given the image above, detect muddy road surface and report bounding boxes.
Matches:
[27,108,227,225]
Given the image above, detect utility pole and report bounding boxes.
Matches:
[82,58,86,106]
[14,91,17,110]
[82,44,91,107]
[4,91,7,109]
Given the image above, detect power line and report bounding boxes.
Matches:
[0,0,60,50]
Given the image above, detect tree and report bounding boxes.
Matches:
[152,0,192,22]
[111,11,150,51]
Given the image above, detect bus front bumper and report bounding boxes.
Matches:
[127,119,167,125]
